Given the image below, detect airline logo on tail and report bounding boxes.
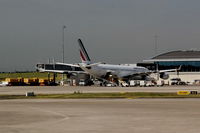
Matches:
[78,39,91,63]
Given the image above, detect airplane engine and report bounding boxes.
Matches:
[131,75,143,80]
[160,72,169,80]
[145,76,155,81]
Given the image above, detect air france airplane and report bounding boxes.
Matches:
[78,39,179,85]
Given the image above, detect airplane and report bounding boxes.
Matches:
[77,38,180,86]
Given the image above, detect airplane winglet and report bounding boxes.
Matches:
[177,65,182,71]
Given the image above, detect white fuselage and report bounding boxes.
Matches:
[79,63,150,79]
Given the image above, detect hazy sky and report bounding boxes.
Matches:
[1,0,200,71]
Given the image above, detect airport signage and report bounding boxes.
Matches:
[177,91,190,95]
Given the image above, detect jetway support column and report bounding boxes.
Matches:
[53,73,56,83]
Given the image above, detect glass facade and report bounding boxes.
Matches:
[137,63,156,70]
[155,61,200,72]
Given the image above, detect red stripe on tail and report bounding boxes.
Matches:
[80,50,86,61]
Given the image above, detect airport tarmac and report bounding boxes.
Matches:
[0,86,200,95]
[0,98,200,133]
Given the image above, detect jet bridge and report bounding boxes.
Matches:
[36,63,83,73]
[36,63,92,86]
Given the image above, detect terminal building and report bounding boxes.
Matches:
[140,50,200,84]
[36,50,200,85]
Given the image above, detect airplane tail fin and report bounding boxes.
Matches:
[78,39,91,64]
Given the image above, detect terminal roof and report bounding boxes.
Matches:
[152,50,200,59]
[144,50,200,62]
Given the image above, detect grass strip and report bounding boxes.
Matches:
[1,92,200,100]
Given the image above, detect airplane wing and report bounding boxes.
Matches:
[120,66,180,80]
[37,69,65,73]
[37,69,86,74]
[55,62,80,67]
[157,65,181,73]
[158,69,178,73]
[78,62,102,67]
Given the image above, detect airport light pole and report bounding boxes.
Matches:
[62,25,66,63]
[62,25,66,85]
